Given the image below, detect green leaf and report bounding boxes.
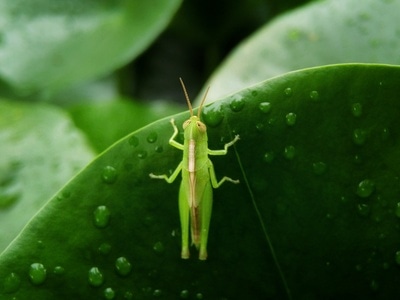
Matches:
[0,100,95,252]
[0,0,182,97]
[1,64,400,299]
[201,0,400,102]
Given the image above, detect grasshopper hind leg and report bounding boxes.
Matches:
[179,181,190,259]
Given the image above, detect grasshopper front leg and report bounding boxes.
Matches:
[149,119,184,182]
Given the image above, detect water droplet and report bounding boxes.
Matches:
[147,132,158,143]
[137,150,148,159]
[115,257,132,276]
[395,202,400,218]
[104,287,115,299]
[128,136,139,147]
[351,103,363,117]
[256,123,265,132]
[255,123,264,131]
[251,90,258,97]
[310,90,319,101]
[124,291,134,299]
[356,179,375,198]
[202,105,224,128]
[180,289,190,299]
[98,242,112,255]
[357,203,370,217]
[101,166,117,184]
[285,112,297,126]
[153,289,162,297]
[381,128,390,141]
[93,206,111,228]
[229,96,245,112]
[353,129,367,145]
[88,267,104,287]
[263,151,275,163]
[53,266,65,275]
[57,190,71,201]
[29,263,47,285]
[370,279,379,292]
[259,102,271,113]
[3,273,21,293]
[155,145,163,153]
[395,251,400,265]
[313,162,327,175]
[382,262,389,270]
[153,241,165,254]
[353,154,363,164]
[284,146,296,160]
[284,87,293,96]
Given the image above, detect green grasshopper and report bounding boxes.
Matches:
[149,78,240,260]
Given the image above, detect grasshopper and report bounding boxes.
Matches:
[150,78,240,260]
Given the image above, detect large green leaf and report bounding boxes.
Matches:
[0,0,181,98]
[1,64,400,299]
[0,100,95,252]
[199,0,400,102]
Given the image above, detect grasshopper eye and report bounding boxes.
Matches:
[183,120,191,129]
[197,121,206,132]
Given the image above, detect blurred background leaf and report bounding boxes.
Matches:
[0,0,182,100]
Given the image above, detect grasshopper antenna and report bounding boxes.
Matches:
[179,78,193,117]
[197,85,210,118]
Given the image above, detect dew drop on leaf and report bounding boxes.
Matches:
[3,272,21,293]
[353,128,367,145]
[29,263,47,285]
[381,127,390,141]
[313,162,327,175]
[356,179,375,198]
[153,289,162,297]
[88,267,104,287]
[180,289,190,298]
[395,202,400,218]
[104,287,116,299]
[93,206,111,228]
[357,203,370,217]
[98,242,112,255]
[370,280,379,292]
[202,105,224,128]
[395,251,400,265]
[351,103,363,117]
[284,145,296,160]
[263,152,275,163]
[153,241,165,254]
[284,87,293,96]
[285,112,297,126]
[101,166,117,184]
[147,132,158,143]
[310,90,319,101]
[53,266,65,275]
[256,123,264,131]
[124,291,134,299]
[137,150,148,159]
[259,102,271,113]
[229,96,245,112]
[128,136,139,147]
[155,145,163,153]
[115,257,132,276]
